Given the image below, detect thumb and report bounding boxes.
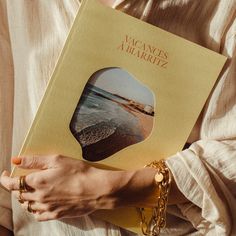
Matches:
[13,155,50,170]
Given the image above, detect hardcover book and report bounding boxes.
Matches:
[12,0,226,233]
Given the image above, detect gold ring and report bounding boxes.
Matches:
[27,201,36,214]
[18,191,24,204]
[19,176,29,192]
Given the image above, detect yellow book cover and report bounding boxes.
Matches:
[12,0,226,233]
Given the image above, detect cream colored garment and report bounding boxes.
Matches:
[0,0,236,235]
[0,0,14,231]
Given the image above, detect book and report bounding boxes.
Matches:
[12,0,226,233]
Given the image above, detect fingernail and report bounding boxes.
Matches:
[12,157,22,165]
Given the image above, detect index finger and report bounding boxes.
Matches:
[0,171,33,192]
[0,170,19,191]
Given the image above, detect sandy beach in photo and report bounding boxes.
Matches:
[120,103,154,138]
[71,91,154,162]
[70,68,155,162]
[81,123,141,161]
[132,111,153,138]
[74,102,154,162]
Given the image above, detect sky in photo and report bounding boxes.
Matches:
[89,68,155,106]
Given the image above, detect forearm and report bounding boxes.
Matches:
[100,167,187,209]
[0,225,13,236]
[2,155,187,222]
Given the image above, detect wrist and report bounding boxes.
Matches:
[101,168,159,209]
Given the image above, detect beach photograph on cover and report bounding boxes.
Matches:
[70,67,155,162]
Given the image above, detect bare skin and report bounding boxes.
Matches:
[0,0,187,231]
[0,155,187,222]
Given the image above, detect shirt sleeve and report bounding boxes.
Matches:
[166,16,236,236]
[0,0,14,231]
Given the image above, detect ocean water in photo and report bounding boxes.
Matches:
[70,84,145,161]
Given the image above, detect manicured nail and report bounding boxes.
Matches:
[12,157,22,165]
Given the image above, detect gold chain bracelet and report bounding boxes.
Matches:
[139,160,171,236]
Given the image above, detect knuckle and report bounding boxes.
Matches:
[36,192,45,202]
[78,160,86,169]
[52,155,60,162]
[25,175,34,185]
[43,203,51,212]
[78,160,90,172]
[36,178,46,186]
[23,156,37,168]
[51,155,66,167]
[28,176,38,187]
[29,175,46,187]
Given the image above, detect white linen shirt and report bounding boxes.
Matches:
[0,0,235,235]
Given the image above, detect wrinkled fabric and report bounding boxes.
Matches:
[0,0,235,235]
[0,0,14,231]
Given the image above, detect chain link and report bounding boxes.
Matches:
[139,160,171,236]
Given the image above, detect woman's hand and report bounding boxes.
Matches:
[0,155,187,221]
[0,155,158,221]
[1,155,121,220]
